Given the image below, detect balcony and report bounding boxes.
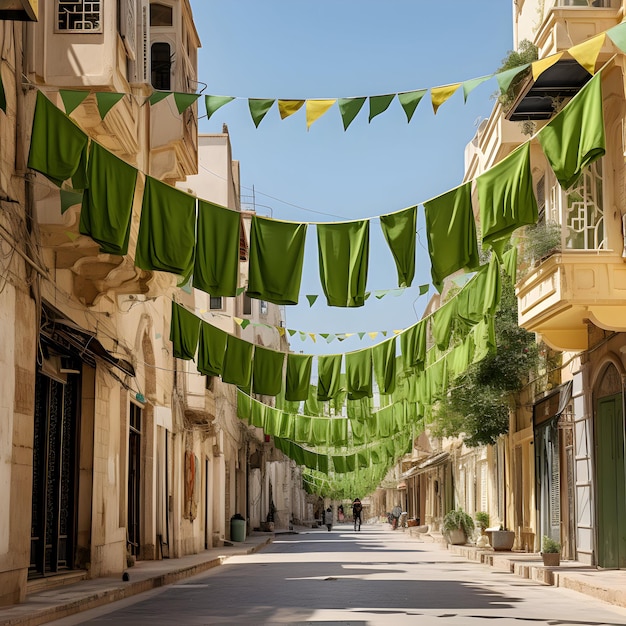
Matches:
[181,363,217,428]
[517,252,626,350]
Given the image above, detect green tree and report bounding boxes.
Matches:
[431,277,538,447]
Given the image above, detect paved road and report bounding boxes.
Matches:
[51,524,626,626]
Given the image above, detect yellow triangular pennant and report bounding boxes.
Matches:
[277,327,286,337]
[344,333,355,338]
[532,52,563,81]
[233,317,243,326]
[278,100,305,120]
[568,33,606,75]
[306,99,336,129]
[430,83,461,114]
[368,332,378,340]
[393,329,402,335]
[308,333,317,343]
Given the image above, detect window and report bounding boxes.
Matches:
[151,42,171,90]
[150,3,173,26]
[57,0,101,32]
[551,160,605,250]
[209,296,222,310]
[243,293,252,316]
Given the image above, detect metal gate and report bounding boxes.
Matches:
[30,369,79,577]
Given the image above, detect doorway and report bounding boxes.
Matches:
[595,370,626,568]
[30,368,79,577]
[127,403,142,558]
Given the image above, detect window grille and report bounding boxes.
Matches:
[550,160,605,250]
[57,0,101,32]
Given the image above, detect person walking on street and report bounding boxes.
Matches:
[352,498,363,531]
[324,507,333,532]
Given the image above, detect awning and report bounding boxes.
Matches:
[41,315,135,377]
[533,380,573,428]
[402,451,450,479]
[506,60,591,121]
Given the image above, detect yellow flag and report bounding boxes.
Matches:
[568,33,606,75]
[277,327,286,337]
[308,333,317,343]
[368,332,378,340]
[344,333,355,338]
[532,53,563,81]
[431,83,461,114]
[393,329,402,335]
[306,99,336,129]
[278,100,305,119]
[234,317,243,326]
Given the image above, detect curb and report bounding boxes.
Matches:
[0,537,273,626]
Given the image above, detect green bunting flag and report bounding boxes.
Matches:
[398,90,426,122]
[380,206,417,288]
[173,92,200,114]
[338,97,366,130]
[60,189,83,214]
[369,94,395,122]
[495,63,530,94]
[462,75,492,102]
[149,91,171,106]
[95,92,125,119]
[205,95,235,121]
[60,89,90,115]
[248,99,275,127]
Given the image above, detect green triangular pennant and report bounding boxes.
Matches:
[236,287,246,296]
[306,294,318,307]
[60,189,83,214]
[357,332,366,340]
[375,290,387,300]
[149,91,171,105]
[608,21,626,53]
[369,94,395,122]
[381,331,388,337]
[287,329,297,337]
[173,92,200,114]
[59,89,90,115]
[299,331,307,342]
[364,292,371,301]
[337,97,366,130]
[205,95,235,121]
[319,333,329,340]
[495,63,530,94]
[240,319,251,329]
[96,92,125,119]
[248,99,275,127]
[419,284,429,295]
[462,75,492,102]
[398,89,426,122]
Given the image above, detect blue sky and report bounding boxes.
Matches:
[189,0,514,354]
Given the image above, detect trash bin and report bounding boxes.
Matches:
[230,514,246,542]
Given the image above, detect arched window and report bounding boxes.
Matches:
[150,3,172,26]
[151,42,171,90]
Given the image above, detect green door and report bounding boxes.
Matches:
[596,393,626,568]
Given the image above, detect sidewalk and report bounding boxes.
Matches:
[406,526,626,611]
[0,533,274,626]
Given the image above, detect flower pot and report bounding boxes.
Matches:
[447,528,467,545]
[489,530,515,551]
[541,552,560,566]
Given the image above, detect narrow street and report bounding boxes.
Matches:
[50,524,626,626]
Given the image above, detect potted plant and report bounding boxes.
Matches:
[443,509,474,545]
[475,512,490,548]
[541,535,561,566]
[489,525,515,551]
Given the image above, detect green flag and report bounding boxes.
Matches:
[369,94,395,122]
[95,92,124,119]
[380,206,417,288]
[248,99,275,127]
[60,89,89,115]
[205,95,235,121]
[398,90,426,122]
[338,97,366,130]
[173,92,200,114]
[169,302,200,360]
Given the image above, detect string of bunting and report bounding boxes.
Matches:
[24,23,626,130]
